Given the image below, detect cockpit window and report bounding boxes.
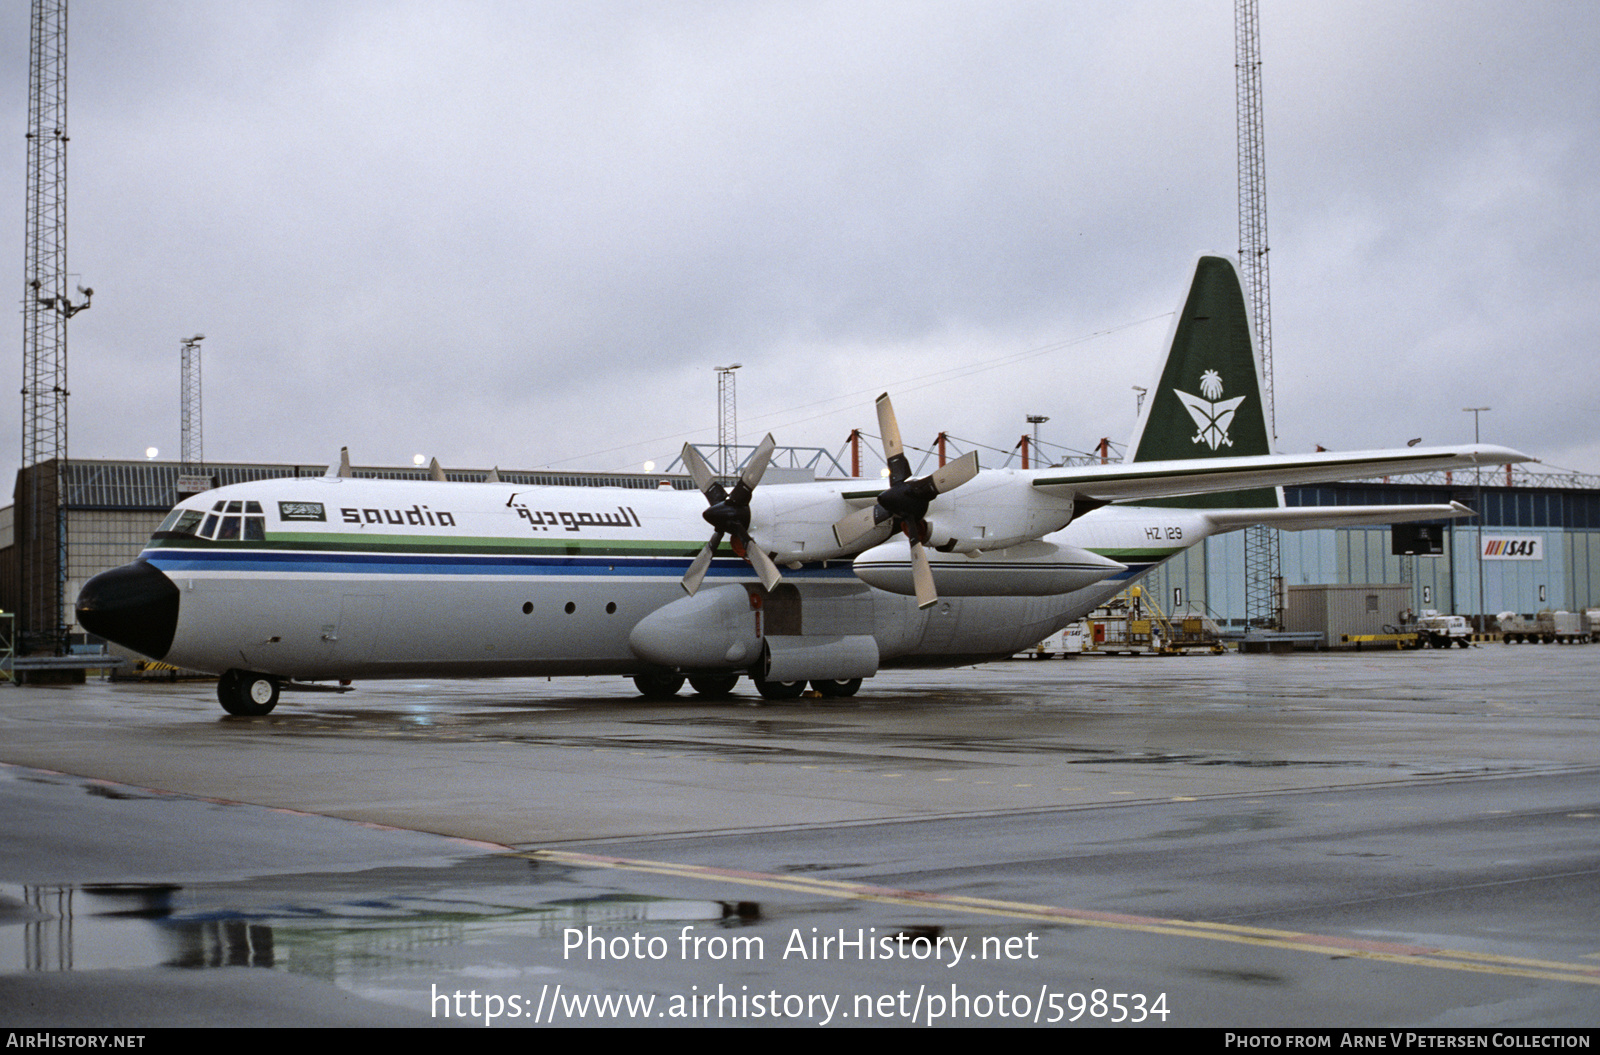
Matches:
[156,509,205,535]
[151,508,206,544]
[153,502,268,544]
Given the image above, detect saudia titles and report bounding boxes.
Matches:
[331,503,646,533]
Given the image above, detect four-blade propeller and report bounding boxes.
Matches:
[831,394,980,609]
[680,433,783,596]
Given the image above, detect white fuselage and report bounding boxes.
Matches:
[138,475,1206,682]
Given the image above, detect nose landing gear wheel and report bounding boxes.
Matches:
[218,669,280,716]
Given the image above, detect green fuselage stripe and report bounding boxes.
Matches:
[155,533,708,558]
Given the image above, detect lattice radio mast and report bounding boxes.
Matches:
[23,0,90,652]
[715,363,740,477]
[181,335,205,473]
[1236,0,1281,630]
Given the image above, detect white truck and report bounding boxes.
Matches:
[1414,610,1472,649]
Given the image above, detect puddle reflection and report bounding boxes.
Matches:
[1,861,760,1000]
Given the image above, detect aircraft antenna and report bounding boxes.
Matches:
[22,0,89,654]
[1236,0,1283,632]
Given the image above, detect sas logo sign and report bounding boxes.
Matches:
[1482,536,1542,560]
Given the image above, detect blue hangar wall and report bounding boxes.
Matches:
[1138,481,1600,625]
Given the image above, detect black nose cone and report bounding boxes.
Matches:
[76,560,180,660]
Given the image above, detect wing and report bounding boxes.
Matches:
[1029,444,1532,504]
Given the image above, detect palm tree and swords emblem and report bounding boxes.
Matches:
[1173,369,1247,451]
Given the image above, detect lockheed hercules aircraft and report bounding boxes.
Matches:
[77,256,1525,715]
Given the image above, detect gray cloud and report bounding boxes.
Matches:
[5,1,1595,483]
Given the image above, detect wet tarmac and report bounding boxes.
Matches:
[1,646,1596,1027]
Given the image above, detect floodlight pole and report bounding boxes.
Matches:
[715,364,741,477]
[180,334,205,473]
[1465,406,1489,631]
[24,0,90,653]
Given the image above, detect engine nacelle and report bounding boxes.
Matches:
[753,471,1079,564]
[912,471,1078,553]
[851,538,1125,597]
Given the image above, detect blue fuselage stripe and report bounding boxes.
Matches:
[142,547,851,579]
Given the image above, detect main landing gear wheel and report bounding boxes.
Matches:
[218,669,280,716]
[753,675,806,700]
[811,678,862,698]
[688,674,740,699]
[632,672,685,699]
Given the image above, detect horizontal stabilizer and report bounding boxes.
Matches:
[1202,501,1475,533]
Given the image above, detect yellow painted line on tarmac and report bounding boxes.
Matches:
[524,848,1600,988]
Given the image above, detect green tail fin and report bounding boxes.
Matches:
[1127,255,1278,509]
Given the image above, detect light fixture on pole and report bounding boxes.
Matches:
[1025,414,1050,470]
[1464,406,1490,631]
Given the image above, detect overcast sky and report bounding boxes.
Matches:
[3,1,1596,487]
